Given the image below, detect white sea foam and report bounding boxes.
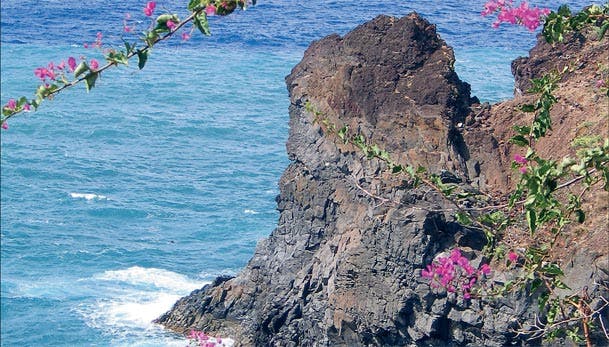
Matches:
[80,267,214,345]
[244,209,259,214]
[70,192,108,200]
[95,266,206,292]
[91,291,183,329]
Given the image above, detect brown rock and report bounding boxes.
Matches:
[156,13,609,347]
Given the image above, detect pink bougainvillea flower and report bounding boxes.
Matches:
[90,59,99,71]
[47,68,56,80]
[1,122,8,130]
[34,67,48,81]
[597,79,606,88]
[508,251,519,263]
[123,13,134,32]
[35,66,56,81]
[483,0,549,31]
[34,66,56,81]
[94,32,103,48]
[67,57,77,72]
[519,166,527,174]
[166,20,176,31]
[205,4,217,15]
[421,248,494,300]
[23,103,31,112]
[421,265,434,279]
[497,7,517,24]
[513,154,528,165]
[6,99,17,110]
[144,1,156,16]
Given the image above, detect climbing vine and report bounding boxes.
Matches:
[306,4,609,344]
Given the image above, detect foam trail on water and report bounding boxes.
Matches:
[70,192,108,201]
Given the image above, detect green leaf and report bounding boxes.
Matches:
[2,108,13,117]
[188,0,203,11]
[520,104,536,113]
[379,150,391,162]
[553,279,570,290]
[337,125,348,142]
[509,135,529,147]
[370,144,381,157]
[353,134,366,148]
[455,212,472,226]
[137,50,149,70]
[542,263,564,276]
[598,21,609,40]
[441,184,457,196]
[513,125,531,136]
[530,278,543,294]
[524,194,537,207]
[123,40,134,54]
[156,14,175,25]
[194,12,211,36]
[153,13,180,33]
[106,51,128,65]
[84,72,98,92]
[215,1,237,15]
[508,188,523,208]
[17,96,28,108]
[526,208,537,234]
[73,61,89,78]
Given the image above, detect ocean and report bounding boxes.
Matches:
[0,0,592,346]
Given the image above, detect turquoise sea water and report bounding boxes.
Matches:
[1,1,591,346]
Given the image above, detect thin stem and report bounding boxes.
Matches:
[3,8,202,122]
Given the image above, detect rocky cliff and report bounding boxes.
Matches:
[156,13,609,346]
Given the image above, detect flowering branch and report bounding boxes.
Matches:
[1,0,256,129]
[482,0,550,31]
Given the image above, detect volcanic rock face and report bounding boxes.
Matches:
[157,13,481,345]
[157,13,609,346]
